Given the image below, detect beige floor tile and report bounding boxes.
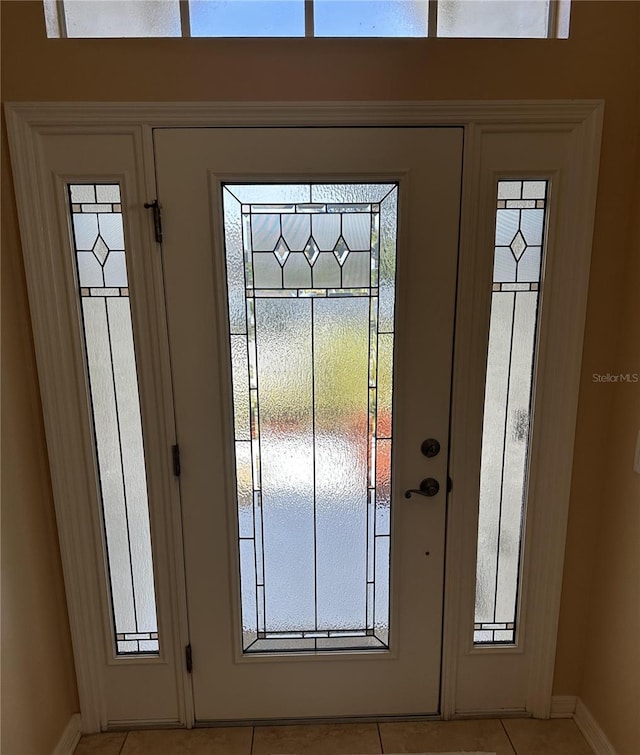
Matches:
[74,732,127,755]
[252,723,382,754]
[501,718,592,755]
[120,727,253,755]
[379,719,515,754]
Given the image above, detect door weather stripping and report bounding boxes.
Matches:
[185,643,193,674]
[172,444,181,478]
[144,199,163,243]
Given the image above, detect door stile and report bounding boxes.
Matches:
[141,124,196,728]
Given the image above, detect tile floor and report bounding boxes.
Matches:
[74,718,594,755]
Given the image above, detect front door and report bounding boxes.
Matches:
[155,127,462,721]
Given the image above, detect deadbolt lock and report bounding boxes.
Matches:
[421,438,441,458]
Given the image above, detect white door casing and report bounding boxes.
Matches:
[5,101,603,730]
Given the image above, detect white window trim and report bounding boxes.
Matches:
[5,100,602,730]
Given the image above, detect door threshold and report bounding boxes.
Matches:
[194,713,442,728]
[451,710,532,720]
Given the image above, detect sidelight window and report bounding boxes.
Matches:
[68,184,159,655]
[474,179,548,645]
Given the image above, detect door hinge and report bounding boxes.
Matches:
[172,444,181,477]
[185,643,193,674]
[144,199,163,244]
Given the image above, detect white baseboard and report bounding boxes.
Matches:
[52,713,82,755]
[574,699,618,755]
[550,695,577,718]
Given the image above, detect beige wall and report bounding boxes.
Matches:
[1,1,638,751]
[1,125,79,753]
[578,136,640,755]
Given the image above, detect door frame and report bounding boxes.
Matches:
[6,100,603,731]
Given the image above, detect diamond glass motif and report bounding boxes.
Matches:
[92,236,110,265]
[510,230,526,260]
[223,183,397,653]
[304,237,321,266]
[333,237,350,266]
[274,238,290,265]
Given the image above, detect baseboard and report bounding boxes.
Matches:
[52,713,82,755]
[550,695,577,718]
[574,699,618,755]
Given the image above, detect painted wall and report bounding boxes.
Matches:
[1,1,638,751]
[578,136,640,755]
[1,128,79,753]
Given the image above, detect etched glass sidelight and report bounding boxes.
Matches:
[474,179,548,644]
[68,184,159,655]
[223,183,398,652]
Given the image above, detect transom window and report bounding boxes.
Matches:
[45,0,570,39]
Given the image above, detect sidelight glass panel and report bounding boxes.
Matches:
[68,184,159,655]
[474,179,548,645]
[223,183,398,652]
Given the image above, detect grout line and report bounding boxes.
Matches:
[118,731,129,755]
[249,725,255,755]
[499,719,518,755]
[376,721,384,753]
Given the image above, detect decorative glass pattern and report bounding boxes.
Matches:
[223,183,398,653]
[474,179,548,645]
[68,184,159,655]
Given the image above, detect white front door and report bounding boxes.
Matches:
[155,127,462,721]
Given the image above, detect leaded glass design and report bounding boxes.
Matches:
[68,184,159,655]
[474,179,548,645]
[223,183,397,653]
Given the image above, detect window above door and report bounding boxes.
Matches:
[44,0,570,39]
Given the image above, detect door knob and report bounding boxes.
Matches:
[404,478,440,498]
[421,438,441,458]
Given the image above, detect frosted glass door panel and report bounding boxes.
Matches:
[223,183,397,653]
